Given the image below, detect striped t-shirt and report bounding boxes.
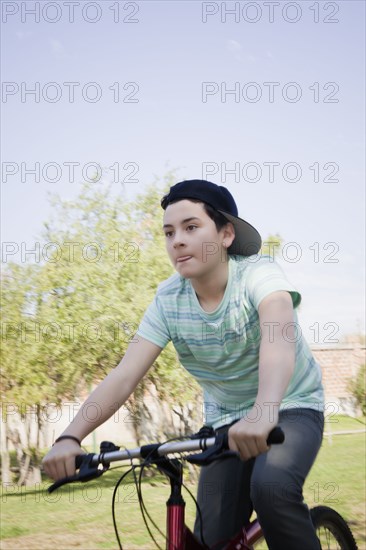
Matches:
[136,254,324,429]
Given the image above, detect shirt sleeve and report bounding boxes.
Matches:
[246,255,302,311]
[136,294,171,349]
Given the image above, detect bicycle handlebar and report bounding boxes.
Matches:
[47,426,284,493]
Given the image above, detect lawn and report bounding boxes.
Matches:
[1,416,365,549]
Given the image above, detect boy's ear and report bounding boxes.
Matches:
[224,222,236,242]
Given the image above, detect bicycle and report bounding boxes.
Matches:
[47,425,358,550]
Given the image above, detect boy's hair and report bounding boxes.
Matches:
[164,198,231,233]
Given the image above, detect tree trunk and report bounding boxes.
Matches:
[28,404,43,486]
[0,409,12,485]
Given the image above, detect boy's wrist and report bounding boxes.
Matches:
[252,400,280,424]
[53,435,81,446]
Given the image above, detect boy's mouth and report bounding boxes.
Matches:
[177,256,192,263]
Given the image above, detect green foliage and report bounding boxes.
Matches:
[260,233,283,257]
[348,364,366,416]
[1,262,51,405]
[1,172,201,416]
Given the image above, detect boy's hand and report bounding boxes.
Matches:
[42,440,86,481]
[228,407,279,461]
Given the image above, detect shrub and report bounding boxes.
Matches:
[348,363,366,416]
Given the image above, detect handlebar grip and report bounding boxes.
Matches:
[267,426,285,444]
[75,455,85,469]
[48,451,108,493]
[222,426,285,450]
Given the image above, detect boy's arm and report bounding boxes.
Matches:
[255,289,296,408]
[228,290,296,461]
[42,335,162,481]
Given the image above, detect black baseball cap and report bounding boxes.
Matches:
[161,179,262,256]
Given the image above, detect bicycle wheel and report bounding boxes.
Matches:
[310,506,358,550]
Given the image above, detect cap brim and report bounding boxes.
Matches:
[218,210,262,257]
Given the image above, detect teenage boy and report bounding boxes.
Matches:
[43,180,324,549]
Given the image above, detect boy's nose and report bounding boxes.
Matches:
[173,238,186,248]
[172,232,186,247]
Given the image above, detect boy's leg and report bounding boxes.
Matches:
[193,438,255,549]
[250,407,324,550]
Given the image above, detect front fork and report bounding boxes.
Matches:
[156,457,201,550]
[163,459,258,550]
[166,479,203,550]
[165,459,186,550]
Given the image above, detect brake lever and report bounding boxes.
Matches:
[186,433,236,466]
[47,453,107,494]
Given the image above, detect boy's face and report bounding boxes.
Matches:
[162,199,232,278]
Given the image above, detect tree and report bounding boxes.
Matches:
[260,233,283,258]
[1,262,51,485]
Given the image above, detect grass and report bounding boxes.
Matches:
[303,416,366,546]
[1,415,365,549]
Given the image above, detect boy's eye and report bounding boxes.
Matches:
[164,225,197,238]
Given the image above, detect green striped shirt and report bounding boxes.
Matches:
[136,254,324,428]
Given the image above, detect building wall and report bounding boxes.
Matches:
[311,344,365,416]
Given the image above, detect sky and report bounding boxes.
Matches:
[1,0,365,344]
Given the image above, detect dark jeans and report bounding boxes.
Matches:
[193,408,324,550]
